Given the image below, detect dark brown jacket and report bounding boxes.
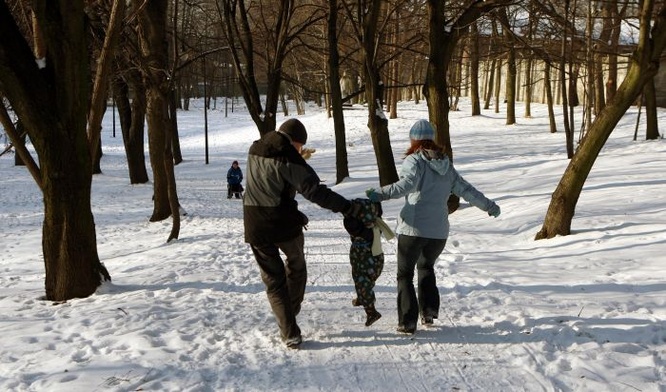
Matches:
[243,131,350,244]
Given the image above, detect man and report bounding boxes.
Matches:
[243,118,360,348]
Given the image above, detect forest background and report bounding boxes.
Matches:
[0,0,665,305]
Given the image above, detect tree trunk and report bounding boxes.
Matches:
[0,1,111,301]
[644,78,660,140]
[544,62,557,133]
[494,59,502,114]
[500,9,516,125]
[362,1,398,186]
[425,0,454,158]
[536,0,666,240]
[484,59,496,110]
[113,73,149,184]
[169,89,183,165]
[425,0,513,212]
[560,0,574,158]
[138,0,181,232]
[88,0,125,175]
[327,0,349,185]
[470,21,481,116]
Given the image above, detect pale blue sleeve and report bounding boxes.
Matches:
[377,156,420,200]
[451,169,495,211]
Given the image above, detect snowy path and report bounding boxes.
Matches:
[2,101,665,391]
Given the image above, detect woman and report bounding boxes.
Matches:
[366,119,500,334]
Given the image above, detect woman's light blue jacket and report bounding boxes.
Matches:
[375,150,497,240]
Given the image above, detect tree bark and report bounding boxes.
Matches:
[644,78,660,140]
[0,1,111,301]
[360,1,398,186]
[327,0,349,185]
[112,73,149,184]
[137,0,181,234]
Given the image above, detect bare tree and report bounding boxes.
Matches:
[0,1,111,300]
[136,0,181,241]
[469,21,481,116]
[87,0,125,171]
[535,0,666,240]
[424,0,514,158]
[216,0,325,136]
[326,0,349,184]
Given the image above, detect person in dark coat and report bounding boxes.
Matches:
[243,118,361,348]
[227,161,243,199]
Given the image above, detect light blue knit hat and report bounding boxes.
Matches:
[409,119,435,141]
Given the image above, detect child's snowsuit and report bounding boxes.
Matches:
[227,163,243,199]
[343,198,394,326]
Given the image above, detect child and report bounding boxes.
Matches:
[227,160,243,199]
[343,198,395,327]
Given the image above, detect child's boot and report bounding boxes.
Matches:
[364,305,381,327]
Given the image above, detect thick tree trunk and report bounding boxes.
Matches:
[138,0,181,230]
[113,74,149,184]
[426,0,513,211]
[425,0,453,158]
[146,89,173,222]
[0,1,111,300]
[42,136,110,299]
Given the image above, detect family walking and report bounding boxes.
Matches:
[243,118,500,348]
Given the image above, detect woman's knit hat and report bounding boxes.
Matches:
[278,119,308,144]
[409,119,435,141]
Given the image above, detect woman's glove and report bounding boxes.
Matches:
[487,203,501,218]
[365,188,382,203]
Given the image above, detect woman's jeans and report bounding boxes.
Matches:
[396,234,447,327]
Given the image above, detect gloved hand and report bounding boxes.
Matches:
[487,203,501,218]
[365,188,382,203]
[344,199,363,218]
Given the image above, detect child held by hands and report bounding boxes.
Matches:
[343,199,395,327]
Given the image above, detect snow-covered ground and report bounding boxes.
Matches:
[1,98,665,391]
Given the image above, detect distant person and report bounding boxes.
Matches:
[243,118,362,349]
[343,198,394,327]
[366,119,500,334]
[227,160,243,199]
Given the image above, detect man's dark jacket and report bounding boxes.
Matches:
[243,131,350,244]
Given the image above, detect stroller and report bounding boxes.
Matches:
[227,183,244,199]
